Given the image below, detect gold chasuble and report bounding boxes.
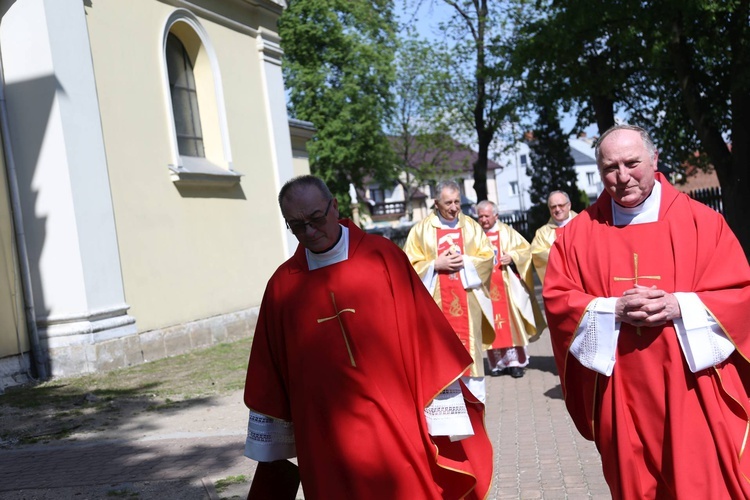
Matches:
[545,174,750,499]
[530,212,576,285]
[404,212,495,377]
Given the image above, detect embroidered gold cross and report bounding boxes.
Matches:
[613,253,661,335]
[494,313,506,329]
[317,292,356,367]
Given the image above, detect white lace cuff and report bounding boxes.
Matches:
[570,297,619,376]
[424,380,474,440]
[244,411,296,462]
[673,292,734,372]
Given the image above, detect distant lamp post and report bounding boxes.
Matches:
[349,183,360,227]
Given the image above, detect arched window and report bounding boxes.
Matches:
[161,11,239,186]
[166,33,204,158]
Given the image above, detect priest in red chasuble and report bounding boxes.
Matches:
[403,180,496,403]
[544,124,750,499]
[243,176,493,500]
[476,200,546,379]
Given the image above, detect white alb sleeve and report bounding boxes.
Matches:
[424,380,474,441]
[570,297,620,376]
[421,261,437,294]
[673,292,735,372]
[244,411,296,462]
[460,255,483,290]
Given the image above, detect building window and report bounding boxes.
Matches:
[370,188,385,203]
[166,33,204,158]
[509,181,519,196]
[161,12,239,186]
[587,171,597,186]
[520,154,528,167]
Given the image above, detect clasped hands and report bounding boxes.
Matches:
[435,248,465,273]
[615,285,681,328]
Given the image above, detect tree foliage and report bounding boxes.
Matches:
[389,31,462,219]
[278,0,398,211]
[408,0,521,202]
[525,106,581,230]
[509,0,750,260]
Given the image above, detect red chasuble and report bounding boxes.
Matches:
[484,230,514,348]
[244,220,493,500]
[544,174,750,499]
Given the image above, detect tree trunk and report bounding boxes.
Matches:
[473,138,489,202]
[725,84,750,263]
[591,94,615,135]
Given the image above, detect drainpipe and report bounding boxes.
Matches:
[0,52,48,380]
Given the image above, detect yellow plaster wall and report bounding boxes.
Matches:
[84,1,287,332]
[0,137,27,357]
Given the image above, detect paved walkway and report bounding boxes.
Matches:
[0,293,611,499]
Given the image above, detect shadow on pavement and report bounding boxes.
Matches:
[544,384,564,400]
[529,355,558,376]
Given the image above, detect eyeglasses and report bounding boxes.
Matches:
[285,199,333,234]
[549,203,570,210]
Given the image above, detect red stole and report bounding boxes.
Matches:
[484,230,513,348]
[436,228,471,372]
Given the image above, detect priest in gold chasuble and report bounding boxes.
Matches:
[403,181,495,402]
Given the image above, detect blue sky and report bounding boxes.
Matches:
[396,0,602,138]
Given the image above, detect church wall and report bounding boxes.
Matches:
[83,1,289,334]
[0,135,28,363]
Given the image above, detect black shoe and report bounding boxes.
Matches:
[489,368,503,377]
[508,367,525,378]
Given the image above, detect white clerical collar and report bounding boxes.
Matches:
[612,180,661,226]
[436,212,459,228]
[306,225,349,270]
[555,214,573,227]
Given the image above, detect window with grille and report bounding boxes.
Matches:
[166,33,204,158]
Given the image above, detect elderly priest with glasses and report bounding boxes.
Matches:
[242,175,493,500]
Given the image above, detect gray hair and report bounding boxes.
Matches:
[594,124,657,165]
[435,180,461,197]
[476,200,499,216]
[278,175,333,210]
[547,190,571,205]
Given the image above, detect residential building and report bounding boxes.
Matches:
[493,135,601,214]
[362,138,501,228]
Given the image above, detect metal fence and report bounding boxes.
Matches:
[688,186,723,214]
[498,212,530,241]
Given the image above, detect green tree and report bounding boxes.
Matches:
[408,0,521,203]
[525,106,581,231]
[389,31,461,219]
[509,0,750,260]
[279,0,398,211]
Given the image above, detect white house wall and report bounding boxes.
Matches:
[493,138,600,212]
[494,142,533,213]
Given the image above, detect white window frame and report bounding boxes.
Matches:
[160,9,241,187]
[587,171,597,186]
